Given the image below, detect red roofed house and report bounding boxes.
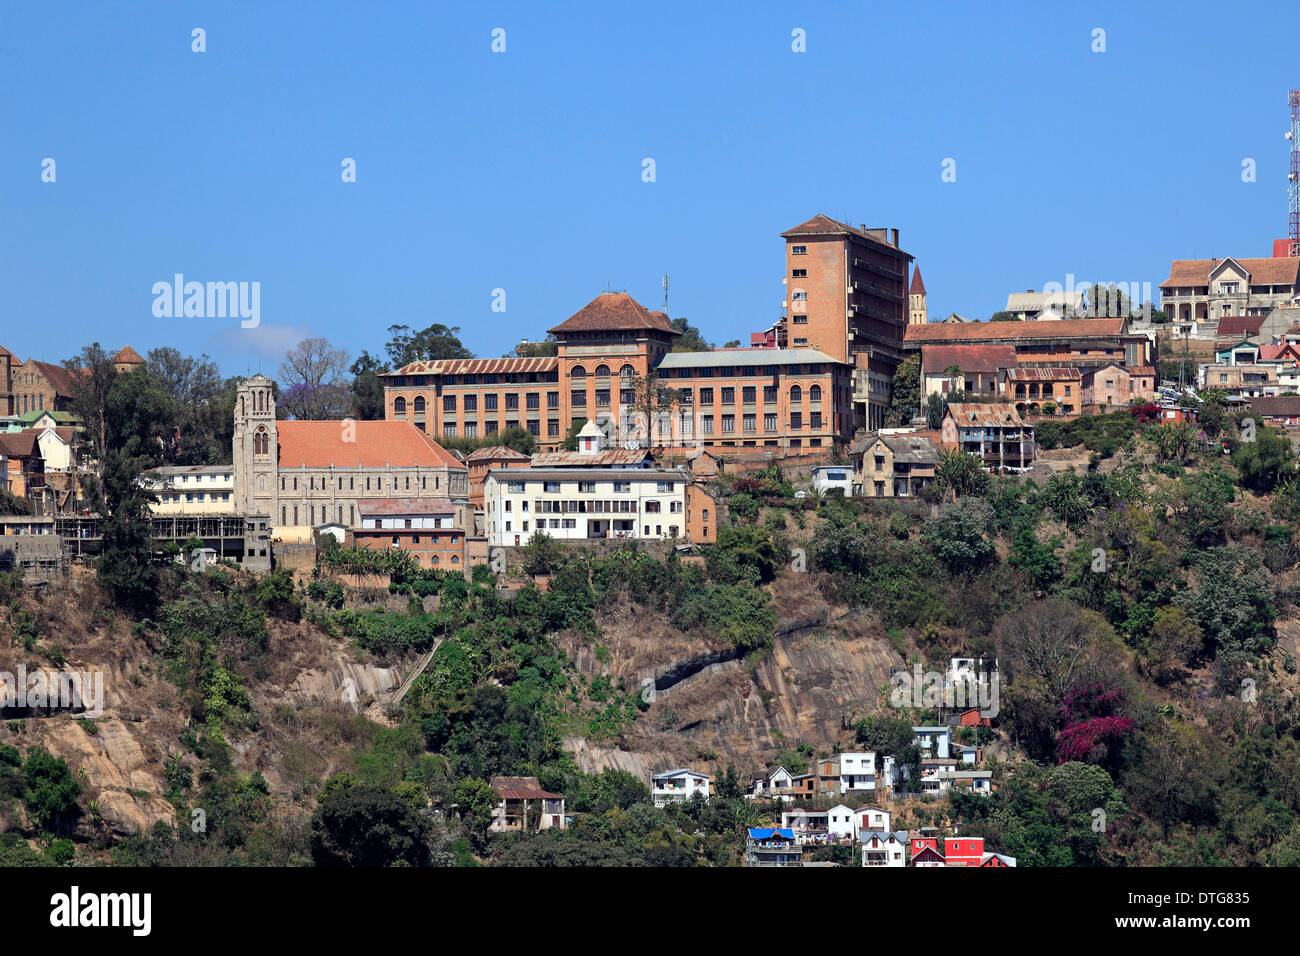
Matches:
[920,345,1017,400]
[232,375,468,540]
[352,497,474,574]
[463,445,531,509]
[489,776,566,832]
[911,837,945,867]
[1004,367,1083,416]
[1161,256,1300,327]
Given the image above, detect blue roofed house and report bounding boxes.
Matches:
[745,828,801,867]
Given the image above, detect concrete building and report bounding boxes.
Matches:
[145,465,236,515]
[651,769,711,807]
[810,464,853,497]
[488,776,566,832]
[1198,363,1282,398]
[1004,289,1087,321]
[1161,256,1300,325]
[463,445,531,510]
[232,375,467,540]
[352,497,473,573]
[483,467,687,547]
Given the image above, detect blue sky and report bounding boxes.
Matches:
[2,0,1298,375]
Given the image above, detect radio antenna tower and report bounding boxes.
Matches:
[662,274,670,314]
[1290,89,1300,256]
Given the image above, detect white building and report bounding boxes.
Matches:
[145,465,237,515]
[810,465,853,497]
[835,751,877,793]
[913,726,952,760]
[747,766,796,802]
[853,806,892,832]
[860,831,908,867]
[780,804,858,843]
[651,769,710,807]
[483,467,688,547]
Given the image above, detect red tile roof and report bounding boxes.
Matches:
[1004,366,1082,381]
[547,292,678,336]
[112,345,145,365]
[910,265,926,295]
[0,432,39,458]
[780,214,907,256]
[1216,315,1266,338]
[356,497,456,516]
[904,317,1126,343]
[30,360,77,398]
[1161,257,1300,288]
[275,421,461,469]
[920,345,1017,376]
[389,356,558,377]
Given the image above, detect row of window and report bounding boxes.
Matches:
[500,518,679,537]
[277,474,445,492]
[159,492,232,502]
[678,384,822,404]
[657,365,829,379]
[504,480,675,494]
[506,499,684,514]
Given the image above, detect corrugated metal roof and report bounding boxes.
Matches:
[530,449,651,467]
[389,356,559,376]
[1004,367,1082,381]
[356,497,456,516]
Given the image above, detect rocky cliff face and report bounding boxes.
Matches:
[562,574,904,778]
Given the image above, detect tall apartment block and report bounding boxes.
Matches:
[779,214,913,431]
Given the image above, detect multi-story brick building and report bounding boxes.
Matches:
[654,348,852,452]
[778,214,913,430]
[383,291,857,454]
[0,347,17,419]
[232,375,468,539]
[904,317,1156,371]
[12,359,76,418]
[463,445,532,509]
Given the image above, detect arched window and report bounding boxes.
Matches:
[292,506,298,525]
[281,506,286,525]
[595,364,610,378]
[571,365,586,379]
[413,396,425,413]
[809,384,822,402]
[394,396,407,417]
[620,364,635,380]
[254,427,269,455]
[790,385,802,403]
[240,397,245,417]
[451,555,459,565]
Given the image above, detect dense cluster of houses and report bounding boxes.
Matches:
[745,826,1015,868]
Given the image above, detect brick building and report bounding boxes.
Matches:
[778,214,913,430]
[463,445,531,509]
[232,375,468,540]
[12,359,76,418]
[382,291,857,455]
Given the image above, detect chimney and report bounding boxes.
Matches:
[891,228,900,247]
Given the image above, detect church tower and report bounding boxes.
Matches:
[908,266,928,325]
[233,375,278,519]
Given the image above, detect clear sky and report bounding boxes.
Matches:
[2,0,1298,375]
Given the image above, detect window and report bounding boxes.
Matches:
[393,397,407,417]
[595,364,610,378]
[742,386,756,404]
[526,393,539,410]
[791,244,806,255]
[572,389,587,407]
[793,337,808,347]
[579,481,595,492]
[743,414,756,433]
[656,481,674,492]
[613,481,631,493]
[790,384,802,403]
[596,390,610,407]
[721,415,735,433]
[485,394,498,411]
[791,290,807,302]
[721,387,735,404]
[548,420,559,436]
[764,413,777,432]
[702,415,714,433]
[793,314,808,324]
[443,396,456,412]
[463,395,477,412]
[547,391,559,408]
[506,394,519,410]
[791,268,807,278]
[809,384,822,402]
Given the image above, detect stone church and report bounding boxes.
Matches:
[232,375,469,539]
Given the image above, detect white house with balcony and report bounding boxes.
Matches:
[483,467,688,547]
[860,831,908,867]
[835,751,877,792]
[747,766,796,802]
[651,769,710,807]
[144,465,237,515]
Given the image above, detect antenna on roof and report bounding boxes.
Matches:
[662,274,669,314]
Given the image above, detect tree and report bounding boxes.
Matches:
[989,311,1021,322]
[310,782,432,866]
[561,420,584,452]
[933,449,988,500]
[349,350,389,421]
[512,335,558,358]
[143,348,232,464]
[923,498,995,574]
[454,778,498,851]
[1150,420,1198,462]
[886,356,920,426]
[625,369,679,449]
[278,337,352,420]
[384,323,473,368]
[22,749,82,830]
[64,344,119,477]
[1233,425,1294,492]
[669,317,710,352]
[925,392,947,430]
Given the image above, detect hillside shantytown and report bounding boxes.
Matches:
[3,206,1300,870]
